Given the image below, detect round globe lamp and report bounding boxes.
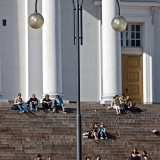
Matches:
[28,13,44,29]
[111,16,127,32]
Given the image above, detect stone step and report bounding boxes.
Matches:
[0,102,160,160]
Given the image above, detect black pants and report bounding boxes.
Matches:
[124,104,133,112]
[42,103,52,109]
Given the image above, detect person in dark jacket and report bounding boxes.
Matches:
[131,148,141,160]
[29,94,38,111]
[124,95,133,113]
[42,94,52,110]
[34,154,42,160]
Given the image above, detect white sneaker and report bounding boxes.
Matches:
[48,109,50,111]
[100,137,104,140]
[30,108,32,111]
[19,111,23,113]
[83,136,88,139]
[105,137,108,140]
[36,108,37,111]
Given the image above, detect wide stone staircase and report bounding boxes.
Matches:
[0,102,160,160]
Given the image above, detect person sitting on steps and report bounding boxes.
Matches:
[96,155,101,160]
[34,154,42,160]
[14,93,28,113]
[124,95,133,113]
[92,122,99,140]
[29,94,38,111]
[119,93,125,113]
[53,95,66,113]
[111,95,121,114]
[141,150,151,160]
[98,122,108,140]
[82,122,98,140]
[131,148,141,160]
[42,94,52,111]
[47,155,52,160]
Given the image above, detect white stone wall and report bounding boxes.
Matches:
[1,0,160,103]
[61,0,100,101]
[0,0,28,101]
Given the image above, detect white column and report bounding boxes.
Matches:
[0,48,8,102]
[100,0,122,104]
[42,0,62,99]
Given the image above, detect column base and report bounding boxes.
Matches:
[0,99,8,102]
[100,99,112,104]
[0,92,8,102]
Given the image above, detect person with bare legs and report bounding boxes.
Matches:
[111,95,121,114]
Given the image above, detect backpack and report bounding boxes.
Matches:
[11,105,18,110]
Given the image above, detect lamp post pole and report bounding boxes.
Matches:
[71,0,83,159]
[35,0,38,13]
[76,0,82,159]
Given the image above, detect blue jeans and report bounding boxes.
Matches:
[17,104,28,112]
[30,102,38,110]
[120,103,124,109]
[99,130,107,138]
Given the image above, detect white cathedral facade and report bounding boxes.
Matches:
[0,0,160,104]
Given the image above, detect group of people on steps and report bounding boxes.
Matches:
[14,93,65,113]
[82,122,108,140]
[110,94,134,114]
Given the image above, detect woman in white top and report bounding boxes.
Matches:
[141,150,151,160]
[111,95,121,114]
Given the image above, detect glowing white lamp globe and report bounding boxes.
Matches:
[28,13,44,29]
[111,16,127,32]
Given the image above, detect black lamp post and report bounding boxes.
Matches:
[71,0,83,160]
[28,0,44,29]
[71,1,127,160]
